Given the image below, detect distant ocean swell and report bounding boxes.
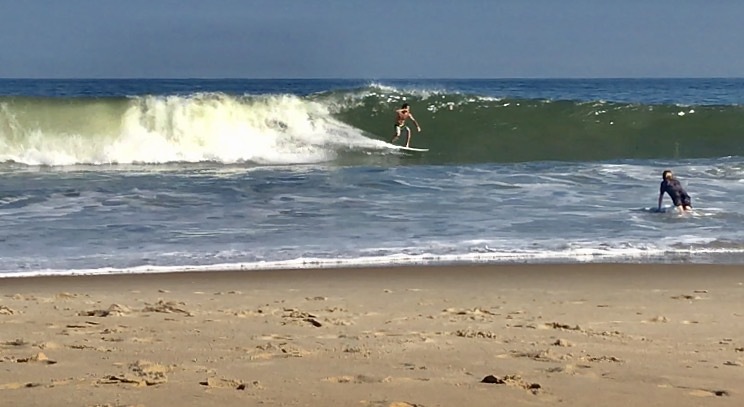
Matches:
[2,86,744,166]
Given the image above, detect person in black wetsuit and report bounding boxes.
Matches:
[658,170,692,212]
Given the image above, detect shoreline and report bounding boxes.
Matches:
[2,260,743,280]
[1,263,743,406]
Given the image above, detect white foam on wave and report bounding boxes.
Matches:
[0,93,391,166]
[6,244,744,279]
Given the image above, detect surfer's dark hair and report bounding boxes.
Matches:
[662,170,673,180]
[401,103,409,109]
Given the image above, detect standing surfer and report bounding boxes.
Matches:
[391,103,421,147]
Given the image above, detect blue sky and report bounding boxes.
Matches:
[1,1,742,79]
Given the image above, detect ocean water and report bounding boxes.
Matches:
[2,78,744,278]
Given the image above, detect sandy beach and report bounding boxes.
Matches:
[1,264,743,406]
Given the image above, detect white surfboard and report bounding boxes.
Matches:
[393,145,429,152]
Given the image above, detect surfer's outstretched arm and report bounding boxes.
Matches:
[410,114,421,132]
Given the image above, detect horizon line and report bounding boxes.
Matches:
[2,76,744,81]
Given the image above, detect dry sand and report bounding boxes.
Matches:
[1,263,743,406]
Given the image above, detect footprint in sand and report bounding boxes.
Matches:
[79,304,132,317]
[3,338,29,347]
[98,360,170,387]
[453,329,500,340]
[248,342,311,360]
[670,294,703,301]
[511,349,565,362]
[199,377,262,390]
[11,352,57,364]
[0,305,17,315]
[583,355,623,363]
[323,374,391,384]
[552,338,573,347]
[0,382,43,390]
[361,401,421,407]
[141,300,193,316]
[281,308,323,327]
[481,374,542,394]
[644,315,669,323]
[687,389,729,397]
[443,307,499,316]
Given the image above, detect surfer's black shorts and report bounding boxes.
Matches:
[674,194,692,207]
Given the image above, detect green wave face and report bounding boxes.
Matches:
[331,90,744,163]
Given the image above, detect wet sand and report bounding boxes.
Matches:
[1,263,743,406]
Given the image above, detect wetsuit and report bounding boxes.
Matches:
[660,178,692,207]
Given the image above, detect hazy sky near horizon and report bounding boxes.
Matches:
[1,1,742,79]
